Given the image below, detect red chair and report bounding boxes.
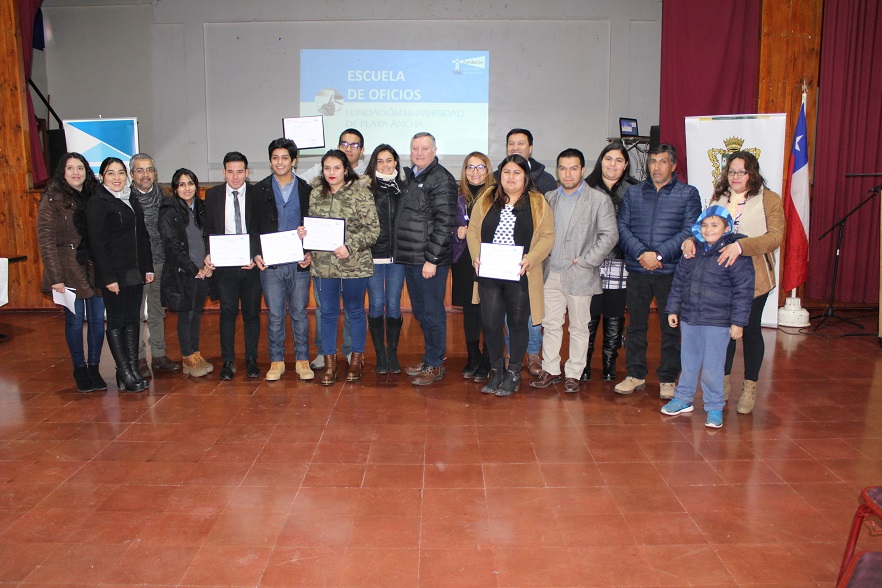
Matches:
[838,486,882,587]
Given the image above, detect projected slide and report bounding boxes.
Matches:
[300,50,489,155]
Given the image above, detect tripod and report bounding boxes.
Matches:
[812,187,879,331]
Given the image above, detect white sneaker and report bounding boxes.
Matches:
[614,376,646,395]
[659,382,676,400]
[310,355,325,370]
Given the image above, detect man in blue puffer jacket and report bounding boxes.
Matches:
[615,144,701,398]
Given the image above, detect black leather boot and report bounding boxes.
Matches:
[462,341,482,379]
[385,316,403,374]
[368,316,388,374]
[602,316,625,382]
[107,328,145,392]
[580,316,601,382]
[481,360,505,394]
[496,363,522,397]
[124,324,149,389]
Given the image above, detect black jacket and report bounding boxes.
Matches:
[392,158,457,265]
[158,196,205,311]
[252,173,312,272]
[203,183,262,259]
[371,178,402,259]
[86,186,153,288]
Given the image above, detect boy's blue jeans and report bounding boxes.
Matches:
[674,321,730,411]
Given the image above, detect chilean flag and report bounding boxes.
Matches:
[782,96,810,292]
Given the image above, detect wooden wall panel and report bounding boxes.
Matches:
[0,0,52,310]
[757,0,824,303]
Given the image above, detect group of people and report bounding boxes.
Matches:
[38,125,784,427]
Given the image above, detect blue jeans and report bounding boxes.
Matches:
[504,315,543,355]
[367,262,406,318]
[404,264,449,367]
[64,296,105,367]
[314,277,368,355]
[313,276,352,356]
[674,321,730,411]
[261,264,311,362]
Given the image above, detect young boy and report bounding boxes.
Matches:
[660,205,755,428]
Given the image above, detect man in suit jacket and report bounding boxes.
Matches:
[252,138,314,382]
[531,148,618,394]
[203,151,263,380]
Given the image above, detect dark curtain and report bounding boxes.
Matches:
[805,0,882,303]
[659,0,761,182]
[18,0,48,186]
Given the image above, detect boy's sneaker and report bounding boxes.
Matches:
[660,398,693,416]
[705,410,723,428]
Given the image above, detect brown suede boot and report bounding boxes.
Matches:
[320,354,338,386]
[346,352,364,382]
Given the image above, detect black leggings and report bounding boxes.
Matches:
[724,292,769,381]
[103,284,144,330]
[462,302,483,346]
[479,277,530,368]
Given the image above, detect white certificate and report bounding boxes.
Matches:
[209,234,251,267]
[260,230,305,265]
[478,243,524,282]
[302,216,346,252]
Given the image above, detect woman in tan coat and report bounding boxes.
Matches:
[685,151,784,414]
[37,153,106,392]
[467,154,554,396]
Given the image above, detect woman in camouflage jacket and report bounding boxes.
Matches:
[304,149,380,385]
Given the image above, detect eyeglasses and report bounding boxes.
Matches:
[727,170,748,177]
[339,141,361,150]
[134,167,156,175]
[466,165,487,172]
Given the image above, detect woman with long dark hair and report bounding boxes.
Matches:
[451,151,495,381]
[303,149,379,385]
[466,154,554,396]
[363,144,406,374]
[581,141,639,382]
[683,151,784,413]
[158,168,213,377]
[87,157,154,392]
[37,152,107,392]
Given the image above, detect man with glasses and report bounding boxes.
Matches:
[130,153,180,375]
[301,128,367,369]
[614,144,700,399]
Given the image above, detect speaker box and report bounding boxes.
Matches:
[649,125,660,151]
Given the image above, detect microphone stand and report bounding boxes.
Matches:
[812,186,880,332]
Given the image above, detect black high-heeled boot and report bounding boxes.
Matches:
[385,316,403,374]
[580,316,601,382]
[462,341,482,379]
[124,324,148,389]
[106,328,145,392]
[602,316,625,382]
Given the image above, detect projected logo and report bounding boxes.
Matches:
[62,118,139,175]
[314,89,345,116]
[452,56,486,75]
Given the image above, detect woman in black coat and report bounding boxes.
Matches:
[581,142,639,382]
[87,157,154,392]
[158,168,213,377]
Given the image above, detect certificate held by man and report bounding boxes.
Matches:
[260,230,305,266]
[478,243,524,282]
[208,234,252,267]
[302,216,346,252]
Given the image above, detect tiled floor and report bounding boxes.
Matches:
[1,309,881,586]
